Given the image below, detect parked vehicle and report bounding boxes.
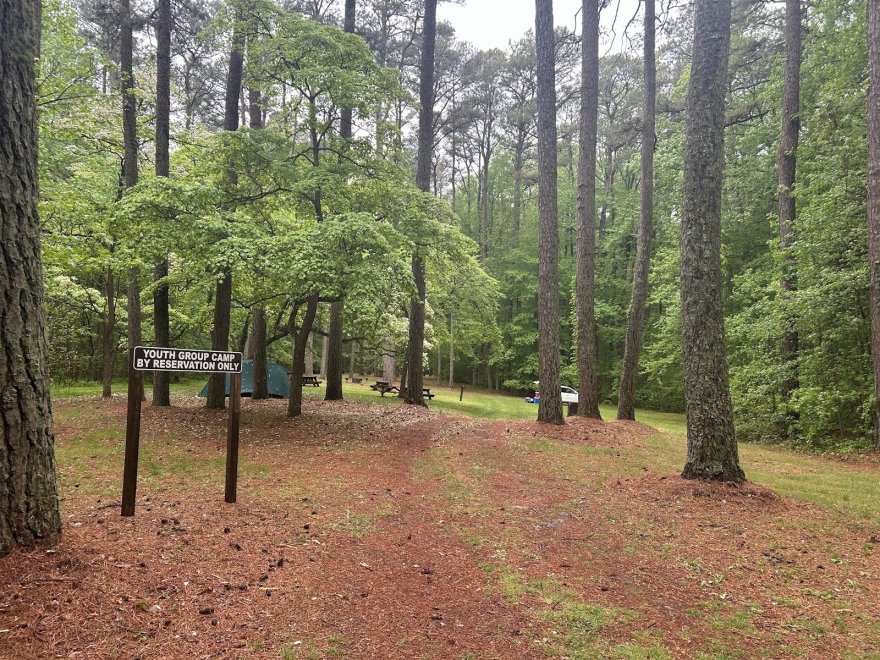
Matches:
[526,384,579,405]
[561,386,579,404]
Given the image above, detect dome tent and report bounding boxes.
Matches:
[198,360,290,399]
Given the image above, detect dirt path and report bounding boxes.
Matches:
[1,398,879,659]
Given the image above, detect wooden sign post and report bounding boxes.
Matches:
[121,347,243,516]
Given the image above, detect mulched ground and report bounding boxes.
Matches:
[1,397,878,659]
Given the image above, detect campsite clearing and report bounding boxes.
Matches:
[1,388,878,659]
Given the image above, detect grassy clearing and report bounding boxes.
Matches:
[52,377,202,398]
[52,379,880,527]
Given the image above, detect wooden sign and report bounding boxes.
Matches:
[122,347,243,517]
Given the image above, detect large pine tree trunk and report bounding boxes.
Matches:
[288,297,319,417]
[325,0,356,402]
[207,19,244,409]
[152,0,172,407]
[777,0,802,436]
[406,0,438,407]
[0,0,63,555]
[617,0,656,421]
[679,0,745,482]
[868,0,880,450]
[575,0,602,419]
[535,0,564,424]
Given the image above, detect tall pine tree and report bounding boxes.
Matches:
[535,0,564,424]
[0,0,63,555]
[679,0,745,482]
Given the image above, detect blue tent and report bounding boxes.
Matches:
[198,360,290,399]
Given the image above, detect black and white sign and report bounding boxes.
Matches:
[133,346,242,373]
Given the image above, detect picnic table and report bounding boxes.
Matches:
[370,380,399,396]
[422,387,435,400]
[302,375,322,387]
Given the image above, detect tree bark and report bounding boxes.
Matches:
[679,0,745,482]
[349,340,357,377]
[121,0,142,401]
[448,310,454,387]
[406,254,427,405]
[407,0,438,408]
[121,0,138,191]
[288,297,319,417]
[575,0,602,419]
[325,0,356,402]
[617,0,656,421]
[152,0,172,407]
[207,18,244,409]
[325,301,344,398]
[777,0,802,437]
[868,0,880,450]
[305,333,315,376]
[0,0,62,555]
[382,342,396,382]
[535,0,564,424]
[251,307,269,399]
[101,268,116,398]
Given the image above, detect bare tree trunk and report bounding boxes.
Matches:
[448,310,454,387]
[512,139,525,245]
[406,0,438,407]
[288,297,319,417]
[382,342,396,382]
[349,340,357,377]
[121,0,142,403]
[777,0,802,437]
[575,0,602,419]
[207,19,244,409]
[535,0,564,424]
[680,0,745,482]
[436,343,442,384]
[480,151,491,260]
[320,332,329,376]
[325,301,344,397]
[305,332,315,376]
[398,357,408,398]
[251,307,269,400]
[102,268,116,398]
[617,0,656,421]
[0,0,62,555]
[868,0,880,450]
[325,0,357,402]
[152,0,172,407]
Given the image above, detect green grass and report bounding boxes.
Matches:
[52,377,203,398]
[52,378,880,527]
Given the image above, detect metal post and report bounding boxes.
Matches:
[121,348,143,516]
[225,372,242,503]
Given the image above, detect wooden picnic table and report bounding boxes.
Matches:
[370,380,399,396]
[302,375,322,387]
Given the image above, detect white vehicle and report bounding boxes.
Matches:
[530,382,580,405]
[561,386,579,404]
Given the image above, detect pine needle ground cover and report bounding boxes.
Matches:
[1,387,877,658]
